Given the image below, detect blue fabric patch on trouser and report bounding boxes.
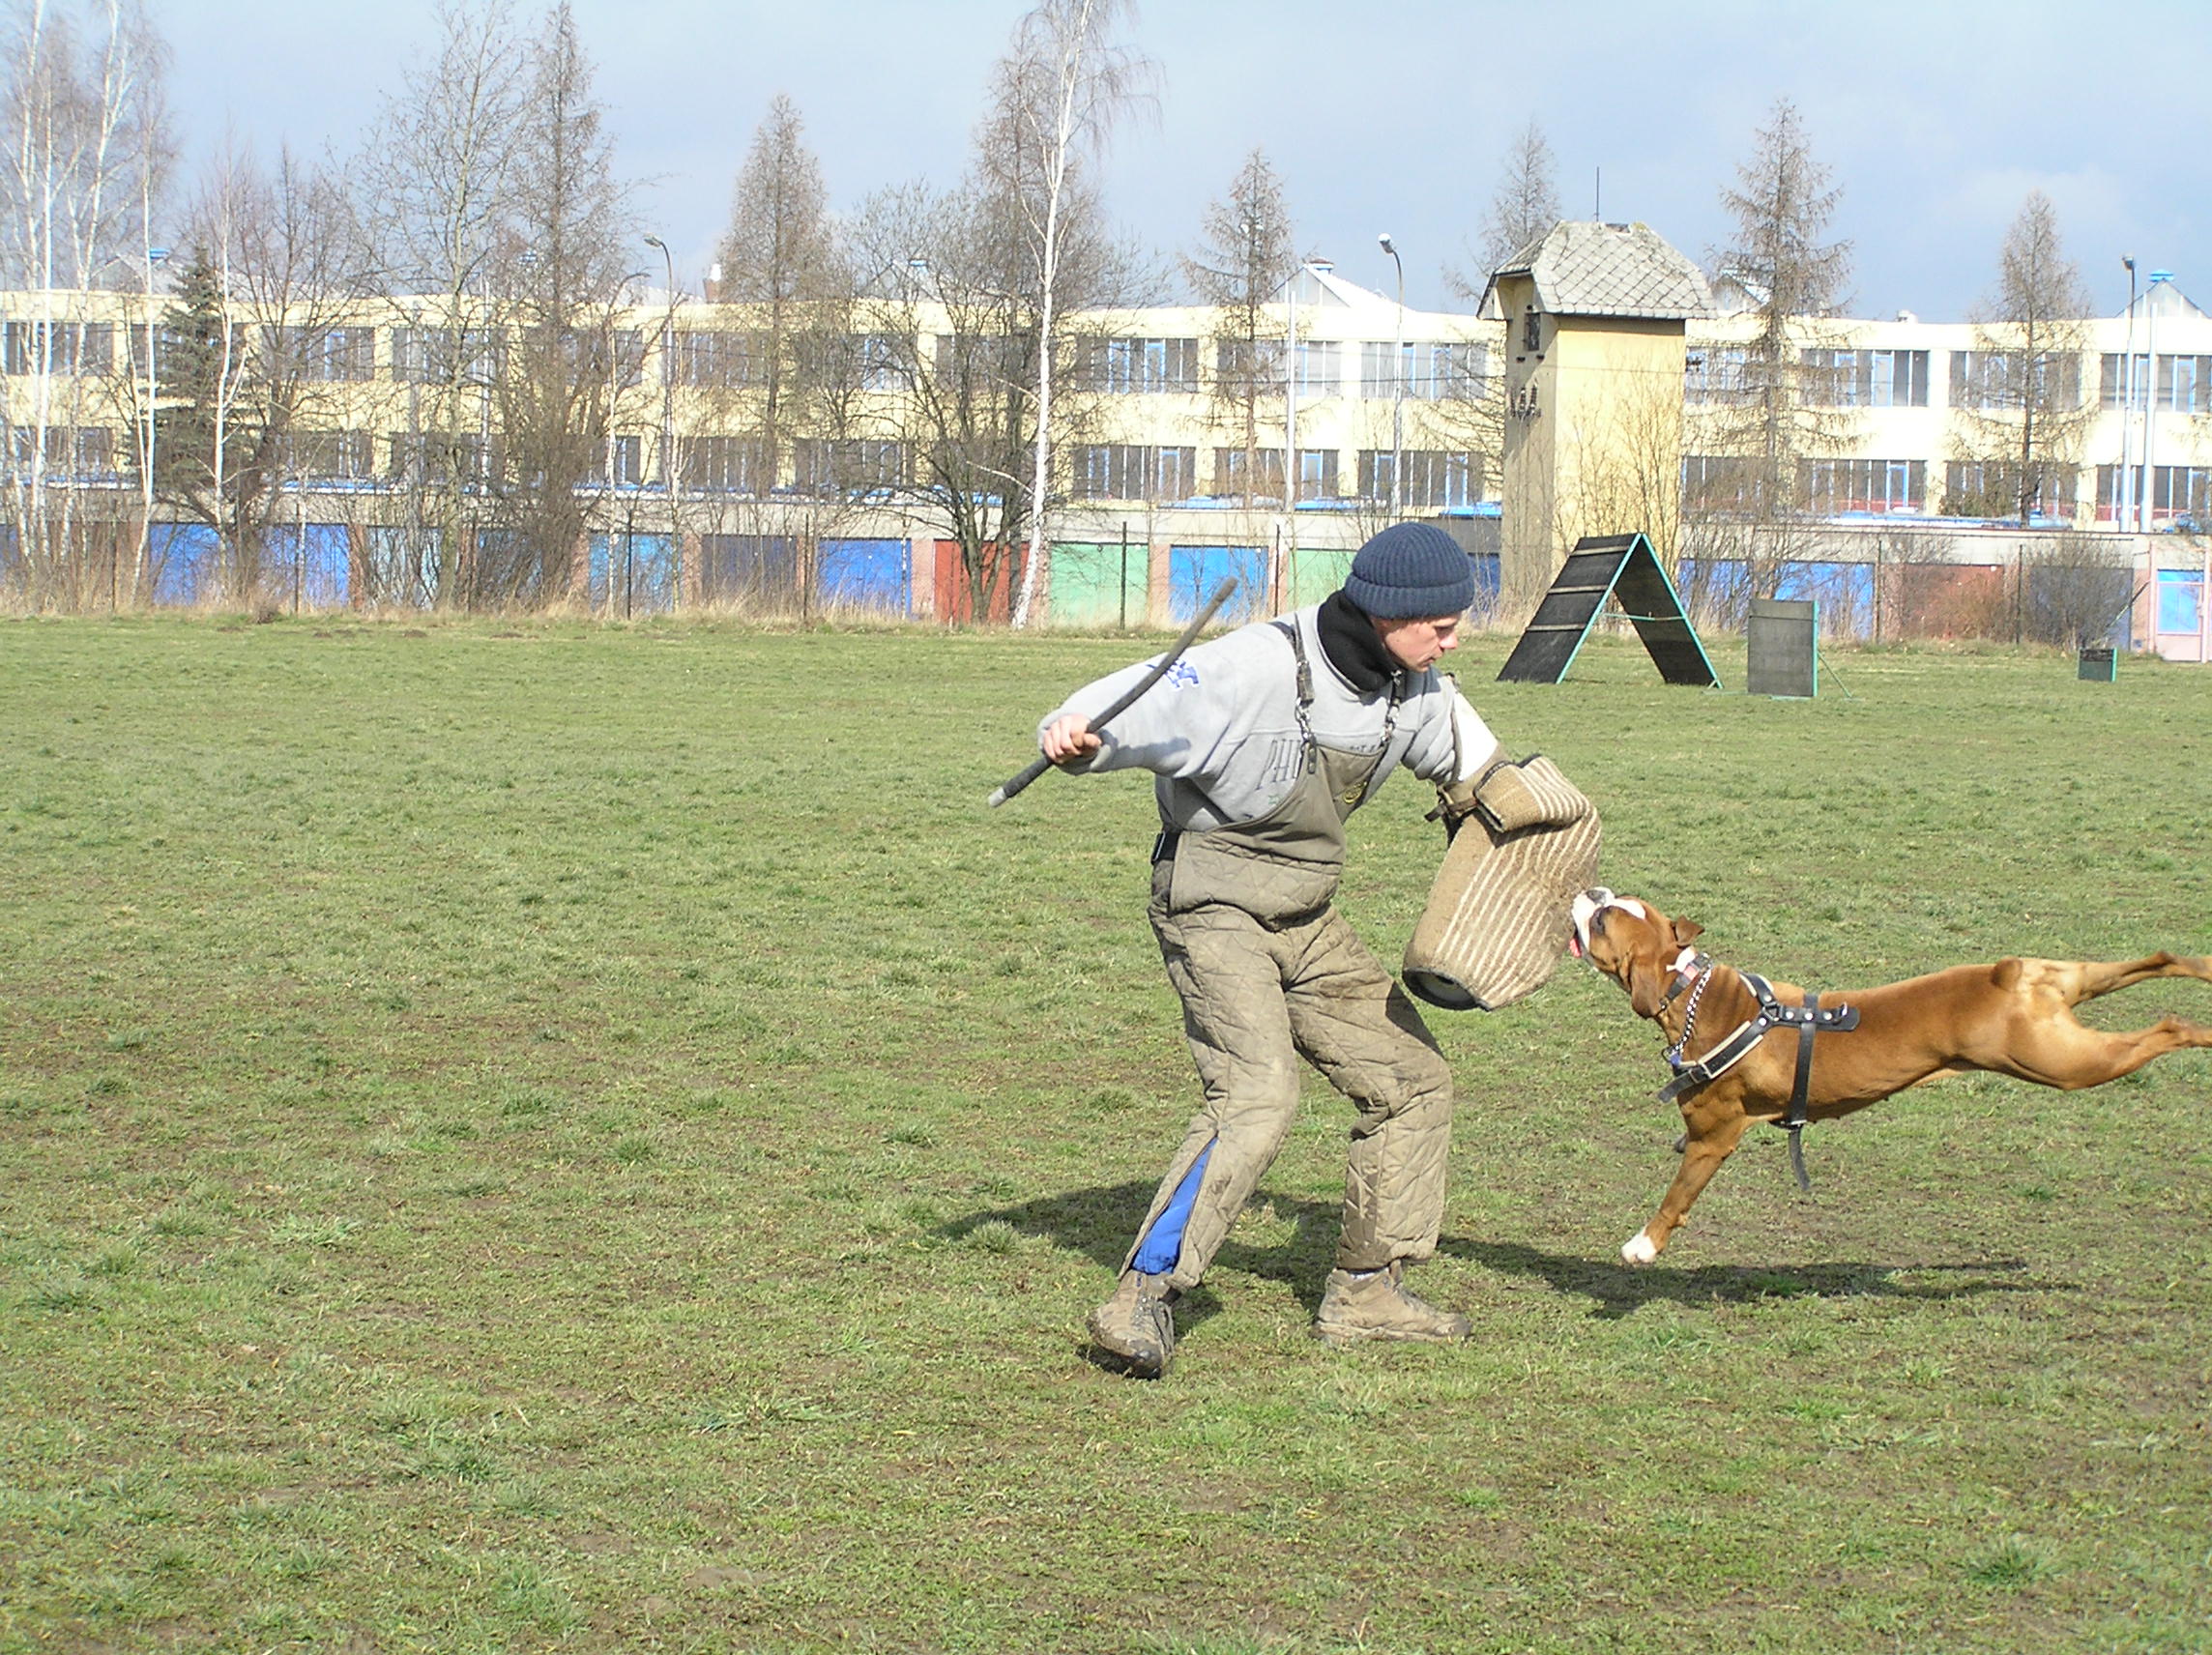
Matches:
[1132,1142,1213,1275]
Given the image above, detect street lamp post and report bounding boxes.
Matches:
[1379,233,1406,516]
[644,234,679,610]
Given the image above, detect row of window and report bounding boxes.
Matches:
[3,423,1484,506]
[7,423,115,474]
[1069,445,1482,508]
[376,433,909,493]
[1683,346,2212,414]
[2093,463,2212,521]
[0,423,891,494]
[2098,353,2212,414]
[0,319,654,387]
[1684,455,1956,514]
[1681,453,2212,521]
[1691,348,2065,411]
[21,315,2212,421]
[0,318,1491,403]
[17,420,2205,523]
[1804,348,1932,408]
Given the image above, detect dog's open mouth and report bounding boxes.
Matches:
[1567,932,1584,959]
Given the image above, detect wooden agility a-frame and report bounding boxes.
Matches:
[1496,533,1720,687]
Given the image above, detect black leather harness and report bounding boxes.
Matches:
[1656,966,1860,1193]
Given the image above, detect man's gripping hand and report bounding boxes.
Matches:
[1041,715,1103,766]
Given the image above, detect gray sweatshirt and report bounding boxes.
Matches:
[1042,604,1500,832]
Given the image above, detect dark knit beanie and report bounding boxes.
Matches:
[1341,522,1476,619]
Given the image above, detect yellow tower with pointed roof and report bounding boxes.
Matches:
[1482,221,1715,609]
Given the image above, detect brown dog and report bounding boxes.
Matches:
[1570,887,2212,1264]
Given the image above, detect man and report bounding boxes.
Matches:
[1038,521,1504,1378]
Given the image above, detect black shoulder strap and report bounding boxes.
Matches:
[1271,617,1318,768]
[1784,993,1816,1195]
[1270,617,1313,710]
[1790,995,1819,1132]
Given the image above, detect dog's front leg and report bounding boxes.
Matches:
[1622,1111,1752,1264]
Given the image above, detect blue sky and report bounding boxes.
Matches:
[165,0,2212,320]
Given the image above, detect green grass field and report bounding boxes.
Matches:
[3,613,2208,1654]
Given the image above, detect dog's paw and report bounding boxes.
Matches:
[1620,1233,1658,1266]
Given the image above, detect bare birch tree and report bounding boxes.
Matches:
[847,175,1140,623]
[983,0,1154,627]
[1947,190,2094,526]
[0,0,169,609]
[1184,148,1293,504]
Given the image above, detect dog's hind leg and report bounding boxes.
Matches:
[1623,1111,1752,1265]
[1986,1011,2212,1091]
[1972,956,2212,1089]
[2025,952,2212,1006]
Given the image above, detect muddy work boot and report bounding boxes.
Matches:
[1087,1270,1179,1378]
[1313,1262,1470,1347]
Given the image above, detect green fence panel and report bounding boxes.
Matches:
[1284,546,1353,609]
[1050,540,1148,628]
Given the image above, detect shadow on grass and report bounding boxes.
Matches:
[1441,1237,2058,1321]
[943,1184,2063,1323]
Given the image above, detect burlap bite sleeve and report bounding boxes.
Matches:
[1402,754,1602,1012]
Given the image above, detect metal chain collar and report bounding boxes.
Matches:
[1663,962,1715,1072]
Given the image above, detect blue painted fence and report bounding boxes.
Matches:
[589,534,676,614]
[818,538,911,615]
[1169,544,1269,624]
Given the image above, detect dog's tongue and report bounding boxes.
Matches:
[1567,934,1584,959]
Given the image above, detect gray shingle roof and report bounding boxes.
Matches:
[1479,221,1715,321]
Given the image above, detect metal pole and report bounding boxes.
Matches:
[1118,517,1128,631]
[1284,265,1300,516]
[1381,233,1405,516]
[140,247,168,604]
[646,235,678,611]
[2120,256,2137,532]
[2143,270,2168,542]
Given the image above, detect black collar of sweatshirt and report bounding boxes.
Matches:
[1317,591,1404,696]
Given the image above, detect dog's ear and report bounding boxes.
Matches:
[1672,916,1703,947]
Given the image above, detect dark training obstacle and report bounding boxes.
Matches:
[1746,596,1819,698]
[1497,534,1720,687]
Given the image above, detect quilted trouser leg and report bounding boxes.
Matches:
[1122,901,1301,1293]
[1284,908,1456,1272]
